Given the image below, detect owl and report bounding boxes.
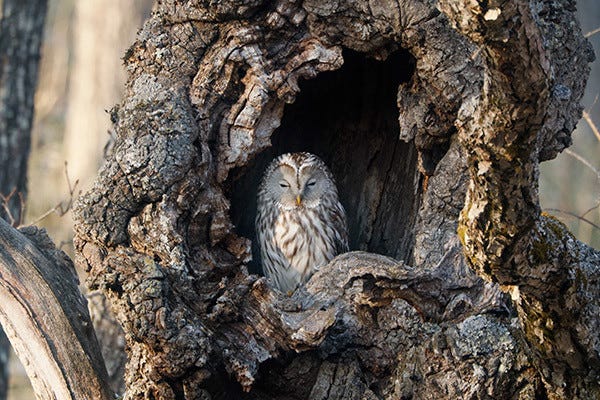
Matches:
[256,152,349,293]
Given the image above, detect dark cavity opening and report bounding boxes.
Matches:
[229,49,421,274]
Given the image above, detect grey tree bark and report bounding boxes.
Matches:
[0,0,48,398]
[70,0,599,399]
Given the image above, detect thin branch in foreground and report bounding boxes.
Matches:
[585,26,600,38]
[582,110,600,142]
[27,162,80,227]
[581,203,600,219]
[0,218,114,399]
[564,149,600,182]
[544,208,600,231]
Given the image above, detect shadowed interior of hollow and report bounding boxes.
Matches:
[228,49,421,274]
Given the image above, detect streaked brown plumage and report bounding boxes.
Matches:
[256,152,348,292]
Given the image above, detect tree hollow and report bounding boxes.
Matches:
[229,49,421,274]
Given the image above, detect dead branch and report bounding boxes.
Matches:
[0,218,113,399]
[28,161,80,227]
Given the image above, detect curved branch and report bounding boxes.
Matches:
[0,219,113,400]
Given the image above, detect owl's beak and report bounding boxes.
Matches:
[296,195,302,206]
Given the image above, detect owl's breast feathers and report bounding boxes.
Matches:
[275,204,343,274]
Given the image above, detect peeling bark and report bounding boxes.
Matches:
[72,0,598,399]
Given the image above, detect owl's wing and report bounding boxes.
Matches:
[330,200,349,254]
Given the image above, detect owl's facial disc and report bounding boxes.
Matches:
[298,167,327,207]
[277,179,301,205]
[267,162,332,209]
[268,165,301,208]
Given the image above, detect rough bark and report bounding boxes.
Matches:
[72,0,598,399]
[441,0,600,396]
[87,290,127,394]
[0,0,48,397]
[0,218,113,399]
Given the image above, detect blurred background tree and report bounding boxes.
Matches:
[26,0,153,252]
[0,0,48,399]
[3,0,598,398]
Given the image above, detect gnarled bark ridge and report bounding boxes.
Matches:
[73,0,598,398]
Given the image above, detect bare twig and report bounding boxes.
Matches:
[564,149,600,182]
[585,26,600,38]
[27,162,80,227]
[582,110,600,142]
[0,193,15,227]
[544,208,600,231]
[581,203,600,219]
[580,201,600,218]
[0,187,21,227]
[560,142,600,237]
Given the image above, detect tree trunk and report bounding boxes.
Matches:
[0,0,48,397]
[72,0,599,399]
[0,0,46,224]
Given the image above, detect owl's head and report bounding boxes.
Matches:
[258,152,338,210]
